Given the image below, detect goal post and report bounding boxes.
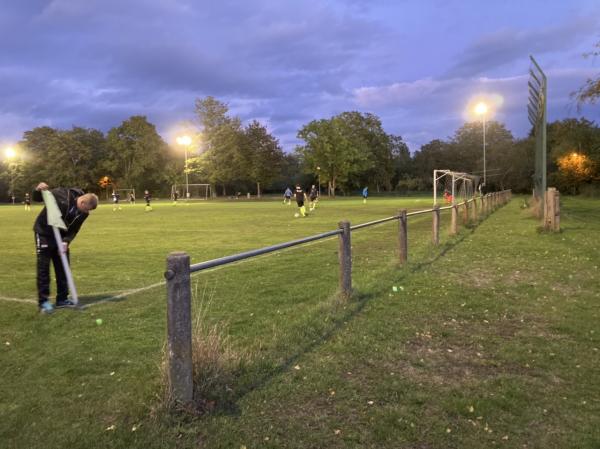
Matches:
[171,184,211,200]
[433,170,479,205]
[112,188,136,203]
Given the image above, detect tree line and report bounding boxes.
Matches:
[2,96,599,202]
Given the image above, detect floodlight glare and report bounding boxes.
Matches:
[474,102,488,116]
[176,135,192,146]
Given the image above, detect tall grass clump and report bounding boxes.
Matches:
[160,283,250,414]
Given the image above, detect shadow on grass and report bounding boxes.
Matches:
[78,294,129,307]
[182,205,512,418]
[205,291,374,417]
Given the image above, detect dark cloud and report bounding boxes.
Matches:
[445,16,599,78]
[0,0,599,153]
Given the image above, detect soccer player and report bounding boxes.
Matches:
[32,182,98,313]
[172,190,179,206]
[24,192,31,211]
[283,187,292,205]
[309,184,319,211]
[443,189,453,204]
[129,192,136,204]
[294,184,308,217]
[362,186,368,204]
[111,191,122,211]
[144,190,153,212]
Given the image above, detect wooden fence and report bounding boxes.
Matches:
[164,190,512,404]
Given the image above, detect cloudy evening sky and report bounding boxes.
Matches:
[1,0,599,153]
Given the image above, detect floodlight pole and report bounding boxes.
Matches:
[483,111,487,188]
[317,166,321,197]
[177,135,192,200]
[184,147,189,200]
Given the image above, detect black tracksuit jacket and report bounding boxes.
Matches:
[32,188,89,244]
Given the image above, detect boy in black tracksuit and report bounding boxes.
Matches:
[144,190,153,211]
[294,184,308,217]
[32,182,98,313]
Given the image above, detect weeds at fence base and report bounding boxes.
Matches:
[159,305,250,416]
[536,225,563,234]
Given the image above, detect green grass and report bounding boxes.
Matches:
[0,196,598,448]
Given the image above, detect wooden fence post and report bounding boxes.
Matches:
[432,205,440,246]
[398,209,408,264]
[545,187,560,232]
[471,198,478,222]
[165,252,193,406]
[338,221,352,298]
[450,204,458,235]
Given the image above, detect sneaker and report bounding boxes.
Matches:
[39,301,54,314]
[56,299,77,308]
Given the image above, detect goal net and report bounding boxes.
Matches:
[113,188,136,203]
[171,184,211,200]
[433,170,479,205]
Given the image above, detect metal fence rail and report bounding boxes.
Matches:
[165,190,513,405]
[190,229,343,273]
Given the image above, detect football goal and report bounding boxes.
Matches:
[113,188,136,204]
[171,184,211,200]
[433,170,479,205]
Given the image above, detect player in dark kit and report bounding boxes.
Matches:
[111,191,122,211]
[32,182,98,313]
[294,184,308,217]
[309,184,318,211]
[144,190,153,211]
[172,190,179,206]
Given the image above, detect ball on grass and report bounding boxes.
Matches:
[96,318,103,325]
[294,213,300,218]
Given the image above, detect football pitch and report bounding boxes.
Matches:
[1,196,599,449]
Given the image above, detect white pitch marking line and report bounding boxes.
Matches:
[0,296,37,304]
[1,232,345,309]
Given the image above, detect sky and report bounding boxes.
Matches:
[1,0,599,154]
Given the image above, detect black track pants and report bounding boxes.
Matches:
[35,233,70,305]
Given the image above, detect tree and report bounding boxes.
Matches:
[20,126,106,192]
[572,40,600,108]
[448,121,514,191]
[241,120,284,197]
[104,116,170,192]
[296,112,376,196]
[194,97,244,195]
[547,118,600,193]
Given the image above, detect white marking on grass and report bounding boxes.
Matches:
[1,233,343,309]
[0,296,36,304]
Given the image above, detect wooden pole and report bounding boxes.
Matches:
[399,209,408,264]
[432,205,440,246]
[450,204,458,235]
[165,252,193,405]
[338,221,352,299]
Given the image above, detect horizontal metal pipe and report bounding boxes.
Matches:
[407,208,435,216]
[350,215,398,230]
[189,190,513,274]
[190,229,342,272]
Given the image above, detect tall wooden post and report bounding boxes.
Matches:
[544,187,560,232]
[338,221,352,299]
[450,204,458,235]
[165,252,193,405]
[432,205,440,246]
[398,209,408,264]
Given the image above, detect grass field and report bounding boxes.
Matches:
[0,196,598,448]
